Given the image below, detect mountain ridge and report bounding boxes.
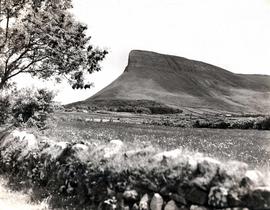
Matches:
[71,50,270,114]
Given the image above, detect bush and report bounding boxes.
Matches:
[193,119,230,129]
[193,119,211,128]
[11,88,55,127]
[229,120,255,129]
[149,106,182,114]
[0,87,18,125]
[0,93,11,124]
[254,117,270,130]
[211,121,230,129]
[135,107,151,114]
[117,105,136,113]
[80,99,183,115]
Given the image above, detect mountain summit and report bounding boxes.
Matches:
[76,50,270,113]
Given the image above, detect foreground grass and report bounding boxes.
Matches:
[0,177,49,210]
[38,112,270,168]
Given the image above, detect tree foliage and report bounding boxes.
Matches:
[0,86,55,126]
[12,87,55,126]
[0,90,11,124]
[0,0,107,89]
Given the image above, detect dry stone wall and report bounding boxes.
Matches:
[0,130,269,210]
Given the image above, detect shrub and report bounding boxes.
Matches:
[211,121,230,129]
[229,120,255,129]
[193,119,230,129]
[254,117,270,130]
[12,88,55,127]
[0,93,11,124]
[193,119,212,128]
[135,107,151,114]
[117,105,135,113]
[0,87,18,125]
[148,106,182,114]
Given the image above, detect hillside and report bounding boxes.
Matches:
[71,50,270,114]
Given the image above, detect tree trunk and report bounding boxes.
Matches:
[0,78,7,90]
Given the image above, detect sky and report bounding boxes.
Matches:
[16,0,270,104]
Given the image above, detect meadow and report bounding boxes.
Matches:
[41,112,270,169]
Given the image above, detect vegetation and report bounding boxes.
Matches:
[69,99,183,115]
[2,128,269,210]
[193,117,270,130]
[0,0,108,127]
[0,91,11,124]
[0,0,107,89]
[0,87,55,127]
[255,117,270,130]
[12,88,55,127]
[41,112,270,168]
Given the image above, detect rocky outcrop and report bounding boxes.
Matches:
[0,130,270,210]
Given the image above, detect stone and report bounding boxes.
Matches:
[0,130,39,161]
[103,140,124,159]
[42,141,70,160]
[152,149,182,163]
[132,203,139,210]
[185,186,208,205]
[164,200,179,210]
[160,186,171,196]
[150,193,163,210]
[100,197,117,210]
[208,186,228,208]
[71,143,89,162]
[124,146,155,158]
[118,199,130,210]
[178,206,189,210]
[227,189,246,207]
[219,161,248,188]
[123,189,139,202]
[197,157,221,173]
[170,194,187,205]
[193,157,221,190]
[190,206,209,210]
[248,186,270,209]
[186,156,198,172]
[139,194,150,210]
[1,130,38,150]
[142,178,158,192]
[242,170,264,187]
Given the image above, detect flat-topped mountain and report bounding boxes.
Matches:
[70,50,270,114]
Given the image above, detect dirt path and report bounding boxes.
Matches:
[0,177,48,210]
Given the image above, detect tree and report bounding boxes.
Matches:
[0,0,107,90]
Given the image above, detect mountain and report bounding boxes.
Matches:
[70,50,270,114]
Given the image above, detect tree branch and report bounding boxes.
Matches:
[6,48,31,73]
[5,10,9,40]
[6,56,48,80]
[0,0,2,20]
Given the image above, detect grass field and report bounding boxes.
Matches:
[39,112,270,169]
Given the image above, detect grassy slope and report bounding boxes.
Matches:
[86,50,270,114]
[42,112,270,168]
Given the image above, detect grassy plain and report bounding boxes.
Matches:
[40,112,270,169]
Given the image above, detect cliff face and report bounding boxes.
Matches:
[86,50,270,113]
